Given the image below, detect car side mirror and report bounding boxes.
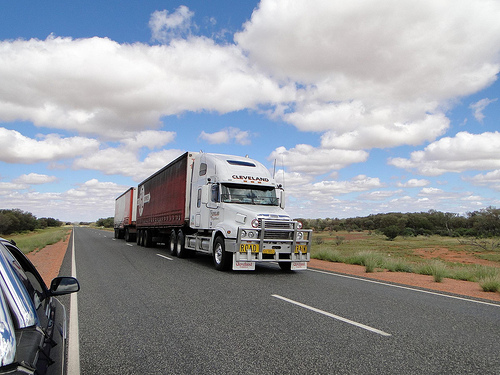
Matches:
[50,277,80,296]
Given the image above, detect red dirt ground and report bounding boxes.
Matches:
[27,229,500,303]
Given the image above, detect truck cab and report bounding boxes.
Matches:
[186,153,311,271]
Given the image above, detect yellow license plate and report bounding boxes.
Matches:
[295,245,308,254]
[263,249,275,255]
[240,243,259,253]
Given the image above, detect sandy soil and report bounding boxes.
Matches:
[27,229,500,303]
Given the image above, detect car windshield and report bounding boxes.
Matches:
[220,184,278,206]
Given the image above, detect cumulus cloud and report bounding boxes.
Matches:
[270,145,368,174]
[469,98,498,123]
[388,131,500,175]
[149,6,195,43]
[397,179,430,188]
[0,128,99,163]
[466,169,500,191]
[0,36,295,137]
[359,190,403,201]
[13,173,58,185]
[120,130,176,150]
[198,127,251,145]
[236,0,500,151]
[73,148,184,181]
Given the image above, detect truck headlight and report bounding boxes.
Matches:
[248,231,255,238]
[297,231,303,240]
[241,230,247,238]
[251,219,259,228]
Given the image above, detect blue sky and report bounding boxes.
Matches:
[0,0,499,222]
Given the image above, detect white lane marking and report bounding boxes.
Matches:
[157,254,173,261]
[68,230,80,375]
[126,243,134,247]
[308,268,500,308]
[272,294,391,337]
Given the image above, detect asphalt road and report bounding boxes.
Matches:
[60,227,500,374]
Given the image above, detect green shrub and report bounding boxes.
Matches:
[479,277,500,293]
[382,225,400,241]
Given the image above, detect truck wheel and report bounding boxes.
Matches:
[144,230,153,248]
[125,228,131,242]
[279,262,292,272]
[169,230,177,255]
[213,236,231,271]
[137,230,143,246]
[114,229,119,239]
[176,230,187,258]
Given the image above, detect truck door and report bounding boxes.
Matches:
[191,155,207,228]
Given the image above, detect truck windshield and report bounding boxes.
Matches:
[220,184,278,206]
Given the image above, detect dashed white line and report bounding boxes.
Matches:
[157,254,173,261]
[272,294,391,337]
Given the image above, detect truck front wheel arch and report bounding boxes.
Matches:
[213,236,231,271]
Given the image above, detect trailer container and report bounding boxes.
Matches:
[114,187,137,241]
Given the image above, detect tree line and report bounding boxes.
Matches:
[298,206,500,239]
[0,209,64,235]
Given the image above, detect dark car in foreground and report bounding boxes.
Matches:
[0,237,79,375]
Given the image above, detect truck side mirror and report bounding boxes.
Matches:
[280,190,285,209]
[201,185,210,205]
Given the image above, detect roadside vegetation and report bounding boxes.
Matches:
[4,226,72,254]
[311,231,500,293]
[0,209,66,235]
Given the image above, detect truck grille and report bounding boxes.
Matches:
[259,220,294,240]
[258,220,293,229]
[264,230,292,240]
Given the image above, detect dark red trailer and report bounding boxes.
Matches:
[136,152,192,247]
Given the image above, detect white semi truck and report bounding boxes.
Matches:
[116,151,311,271]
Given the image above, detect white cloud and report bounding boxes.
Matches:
[0,128,99,163]
[397,179,430,188]
[359,190,403,201]
[73,148,184,181]
[388,131,500,175]
[236,0,500,94]
[149,6,195,43]
[120,130,176,150]
[198,127,251,145]
[0,178,129,221]
[270,145,368,175]
[469,98,498,123]
[13,173,57,185]
[467,169,500,191]
[0,36,295,137]
[235,0,500,149]
[308,175,383,195]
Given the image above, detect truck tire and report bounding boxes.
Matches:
[176,229,187,258]
[144,230,153,248]
[213,236,231,271]
[279,262,292,272]
[137,230,143,246]
[114,229,119,239]
[125,228,131,242]
[169,230,177,255]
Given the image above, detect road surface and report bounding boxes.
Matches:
[59,227,500,374]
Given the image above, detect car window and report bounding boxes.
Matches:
[3,244,45,310]
[0,243,38,328]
